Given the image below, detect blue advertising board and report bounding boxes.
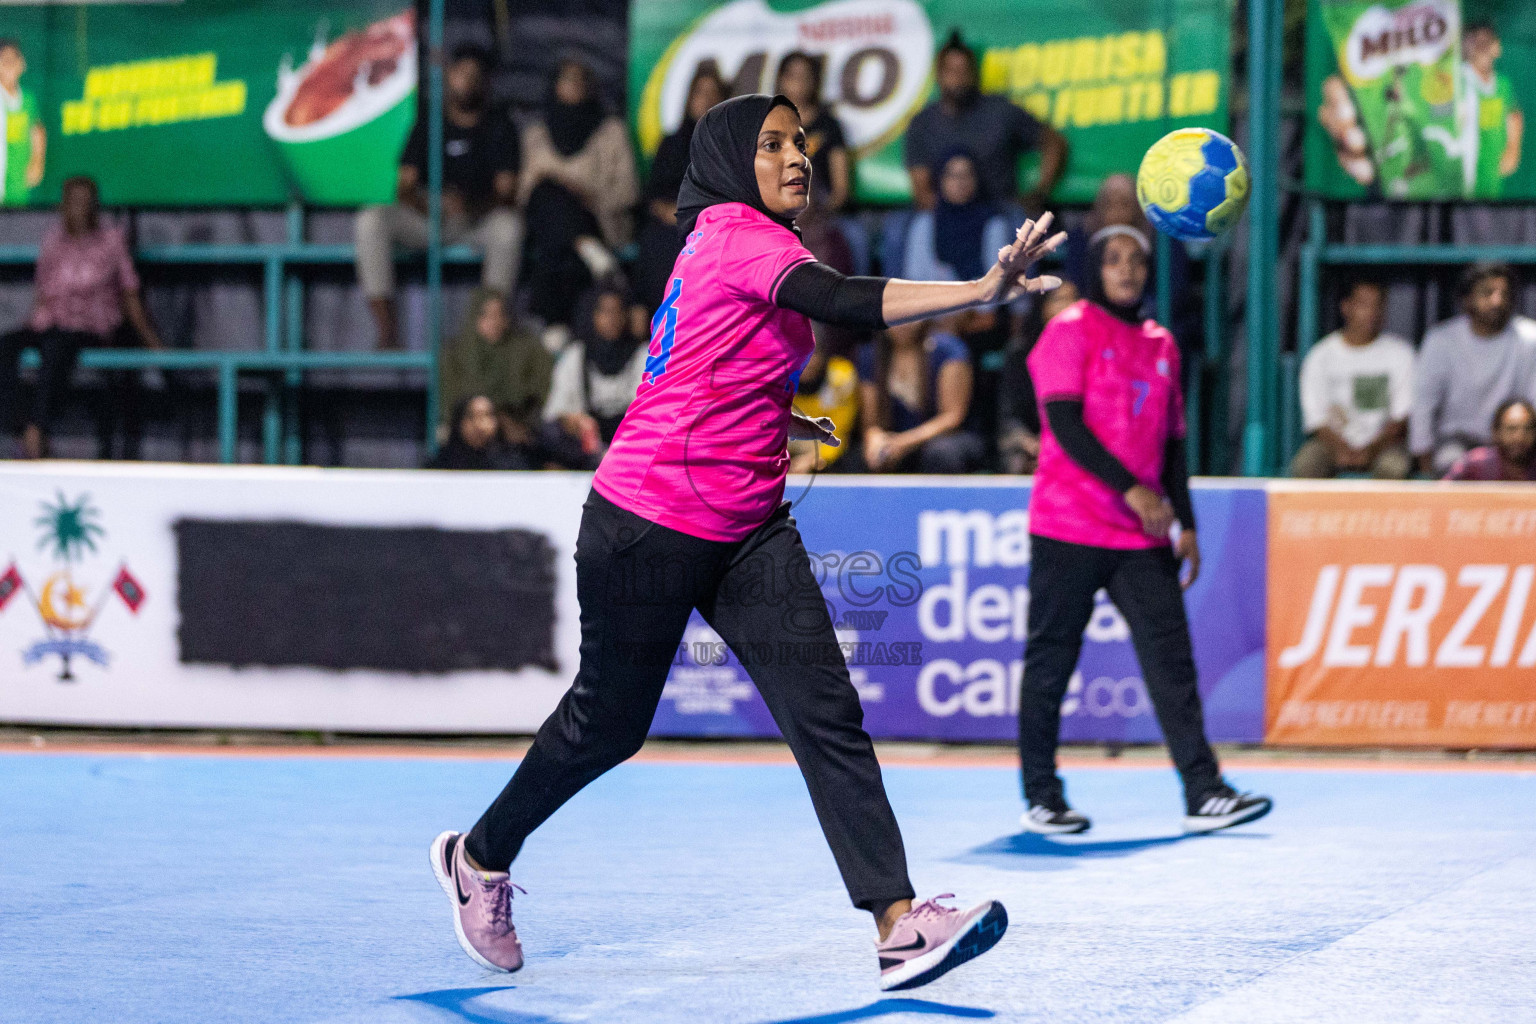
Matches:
[650,478,1267,743]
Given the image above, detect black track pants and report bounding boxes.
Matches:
[1019,534,1222,810]
[466,489,914,909]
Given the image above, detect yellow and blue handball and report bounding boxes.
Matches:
[1136,128,1250,242]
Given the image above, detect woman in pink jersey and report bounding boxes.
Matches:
[1018,225,1273,836]
[430,94,1066,990]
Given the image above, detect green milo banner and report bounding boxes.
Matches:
[1307,0,1533,200]
[1,1,416,207]
[629,0,1233,204]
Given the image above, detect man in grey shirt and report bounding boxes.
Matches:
[903,31,1067,211]
[1411,263,1536,474]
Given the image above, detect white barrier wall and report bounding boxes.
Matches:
[0,463,589,732]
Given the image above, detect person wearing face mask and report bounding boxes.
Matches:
[1410,263,1536,475]
[1018,225,1272,839]
[429,92,1067,991]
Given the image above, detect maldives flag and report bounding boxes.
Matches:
[113,566,146,613]
[0,564,22,611]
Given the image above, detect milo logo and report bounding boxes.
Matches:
[1343,0,1458,82]
[637,0,933,158]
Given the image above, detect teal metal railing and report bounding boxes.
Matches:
[1288,196,1536,470]
[0,231,477,464]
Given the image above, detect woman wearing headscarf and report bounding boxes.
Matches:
[430,93,1065,990]
[901,149,1011,284]
[540,280,647,469]
[1018,225,1272,838]
[438,289,551,463]
[634,66,728,311]
[519,58,639,328]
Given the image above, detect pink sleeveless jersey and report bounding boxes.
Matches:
[592,203,817,541]
[1027,300,1185,550]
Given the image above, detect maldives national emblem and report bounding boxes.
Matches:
[0,492,145,682]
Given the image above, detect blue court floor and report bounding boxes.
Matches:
[2,749,1533,1024]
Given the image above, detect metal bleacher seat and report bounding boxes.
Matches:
[0,231,483,464]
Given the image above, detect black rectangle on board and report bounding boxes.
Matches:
[176,520,558,674]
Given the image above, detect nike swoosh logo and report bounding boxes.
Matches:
[883,932,926,953]
[451,853,473,906]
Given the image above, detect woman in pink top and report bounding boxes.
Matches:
[1018,225,1272,837]
[0,175,162,458]
[431,94,1065,991]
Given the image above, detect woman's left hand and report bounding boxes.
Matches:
[1176,529,1201,590]
[789,413,840,447]
[979,212,1068,305]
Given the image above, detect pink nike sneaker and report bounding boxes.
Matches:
[876,894,1008,991]
[429,830,525,972]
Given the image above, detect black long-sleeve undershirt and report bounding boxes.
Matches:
[1044,399,1197,531]
[773,261,887,331]
[1161,435,1196,531]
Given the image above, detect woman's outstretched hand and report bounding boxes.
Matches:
[789,411,840,447]
[980,212,1068,305]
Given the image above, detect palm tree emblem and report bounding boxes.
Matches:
[35,492,105,564]
[0,492,144,682]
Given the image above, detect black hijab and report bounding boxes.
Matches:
[676,93,800,236]
[545,63,605,157]
[1085,225,1151,324]
[931,147,994,281]
[574,281,642,377]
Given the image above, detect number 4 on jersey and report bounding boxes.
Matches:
[644,278,682,386]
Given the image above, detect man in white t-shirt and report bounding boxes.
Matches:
[1292,278,1416,478]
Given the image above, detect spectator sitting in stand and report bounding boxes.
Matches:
[356,45,522,350]
[427,395,527,470]
[541,280,645,470]
[856,320,984,473]
[438,290,551,467]
[772,51,855,276]
[1410,262,1536,475]
[903,30,1066,215]
[1444,399,1536,481]
[998,280,1080,474]
[902,149,1011,283]
[0,175,163,459]
[789,330,860,474]
[634,66,727,313]
[519,57,639,336]
[1291,278,1415,479]
[774,51,852,215]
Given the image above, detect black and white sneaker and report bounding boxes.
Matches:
[1183,785,1272,833]
[1020,801,1091,835]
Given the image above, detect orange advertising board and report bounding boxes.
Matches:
[1267,484,1536,747]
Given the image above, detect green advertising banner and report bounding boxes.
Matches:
[1306,0,1534,200]
[1,1,417,207]
[628,0,1233,205]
